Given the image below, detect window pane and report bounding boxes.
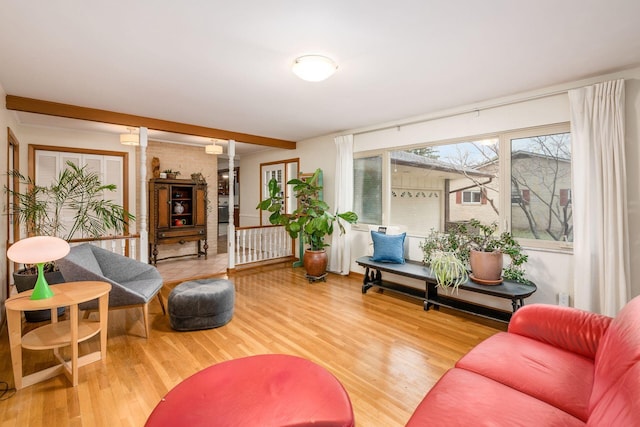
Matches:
[354,156,382,224]
[390,139,499,234]
[510,132,572,242]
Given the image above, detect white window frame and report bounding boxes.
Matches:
[462,190,482,204]
[259,159,299,226]
[500,122,572,251]
[354,122,572,251]
[34,149,126,239]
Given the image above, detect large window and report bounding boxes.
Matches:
[387,138,500,234]
[508,128,572,243]
[354,123,572,249]
[353,156,382,224]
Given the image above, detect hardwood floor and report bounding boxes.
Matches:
[0,263,504,426]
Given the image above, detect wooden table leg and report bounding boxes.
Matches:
[7,309,23,390]
[99,294,108,360]
[70,304,79,386]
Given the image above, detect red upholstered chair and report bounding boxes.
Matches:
[145,354,355,427]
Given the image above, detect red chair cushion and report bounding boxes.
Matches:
[406,368,584,427]
[455,332,594,421]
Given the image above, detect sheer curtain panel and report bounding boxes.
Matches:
[328,135,354,275]
[569,79,629,316]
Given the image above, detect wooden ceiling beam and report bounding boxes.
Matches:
[6,95,296,149]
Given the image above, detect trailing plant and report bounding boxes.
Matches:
[420,218,529,283]
[256,168,358,251]
[430,251,468,293]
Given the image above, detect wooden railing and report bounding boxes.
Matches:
[234,225,294,266]
[69,234,141,260]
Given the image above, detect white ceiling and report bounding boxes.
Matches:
[1,1,640,150]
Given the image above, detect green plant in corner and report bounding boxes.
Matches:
[256,168,358,251]
[6,161,135,266]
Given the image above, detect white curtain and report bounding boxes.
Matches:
[569,79,629,316]
[328,135,354,275]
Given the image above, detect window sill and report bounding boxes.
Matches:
[520,244,573,255]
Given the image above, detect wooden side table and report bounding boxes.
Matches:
[5,281,111,389]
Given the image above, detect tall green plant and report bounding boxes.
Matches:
[257,168,358,251]
[6,161,134,241]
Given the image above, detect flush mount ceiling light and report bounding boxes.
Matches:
[292,55,338,82]
[120,127,139,146]
[205,139,223,155]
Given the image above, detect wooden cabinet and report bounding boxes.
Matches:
[149,178,208,265]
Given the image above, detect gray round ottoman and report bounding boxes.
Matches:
[168,279,235,331]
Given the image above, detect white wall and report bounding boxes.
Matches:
[239,66,640,309]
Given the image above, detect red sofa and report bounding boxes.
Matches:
[406,295,640,426]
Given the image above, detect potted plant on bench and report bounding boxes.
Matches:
[420,219,529,286]
[257,168,358,280]
[420,228,469,293]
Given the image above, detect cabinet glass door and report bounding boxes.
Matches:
[170,185,194,227]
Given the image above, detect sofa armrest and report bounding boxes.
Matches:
[508,304,612,360]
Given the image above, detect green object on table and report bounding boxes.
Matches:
[31,262,54,300]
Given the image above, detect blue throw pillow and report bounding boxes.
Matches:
[371,231,406,264]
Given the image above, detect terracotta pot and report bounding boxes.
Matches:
[303,249,328,278]
[469,249,503,284]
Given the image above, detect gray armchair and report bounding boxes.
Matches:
[57,243,165,338]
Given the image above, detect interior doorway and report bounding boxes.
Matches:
[217,166,239,254]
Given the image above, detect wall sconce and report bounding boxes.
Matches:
[292,55,338,82]
[205,139,223,155]
[120,128,139,146]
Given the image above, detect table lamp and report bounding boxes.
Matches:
[7,236,71,300]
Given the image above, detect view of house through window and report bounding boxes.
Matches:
[509,130,572,243]
[354,123,572,249]
[389,139,500,234]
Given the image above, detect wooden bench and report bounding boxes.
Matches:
[356,256,537,323]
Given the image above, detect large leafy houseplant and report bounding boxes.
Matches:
[257,168,358,250]
[6,161,134,321]
[7,161,133,242]
[257,168,358,277]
